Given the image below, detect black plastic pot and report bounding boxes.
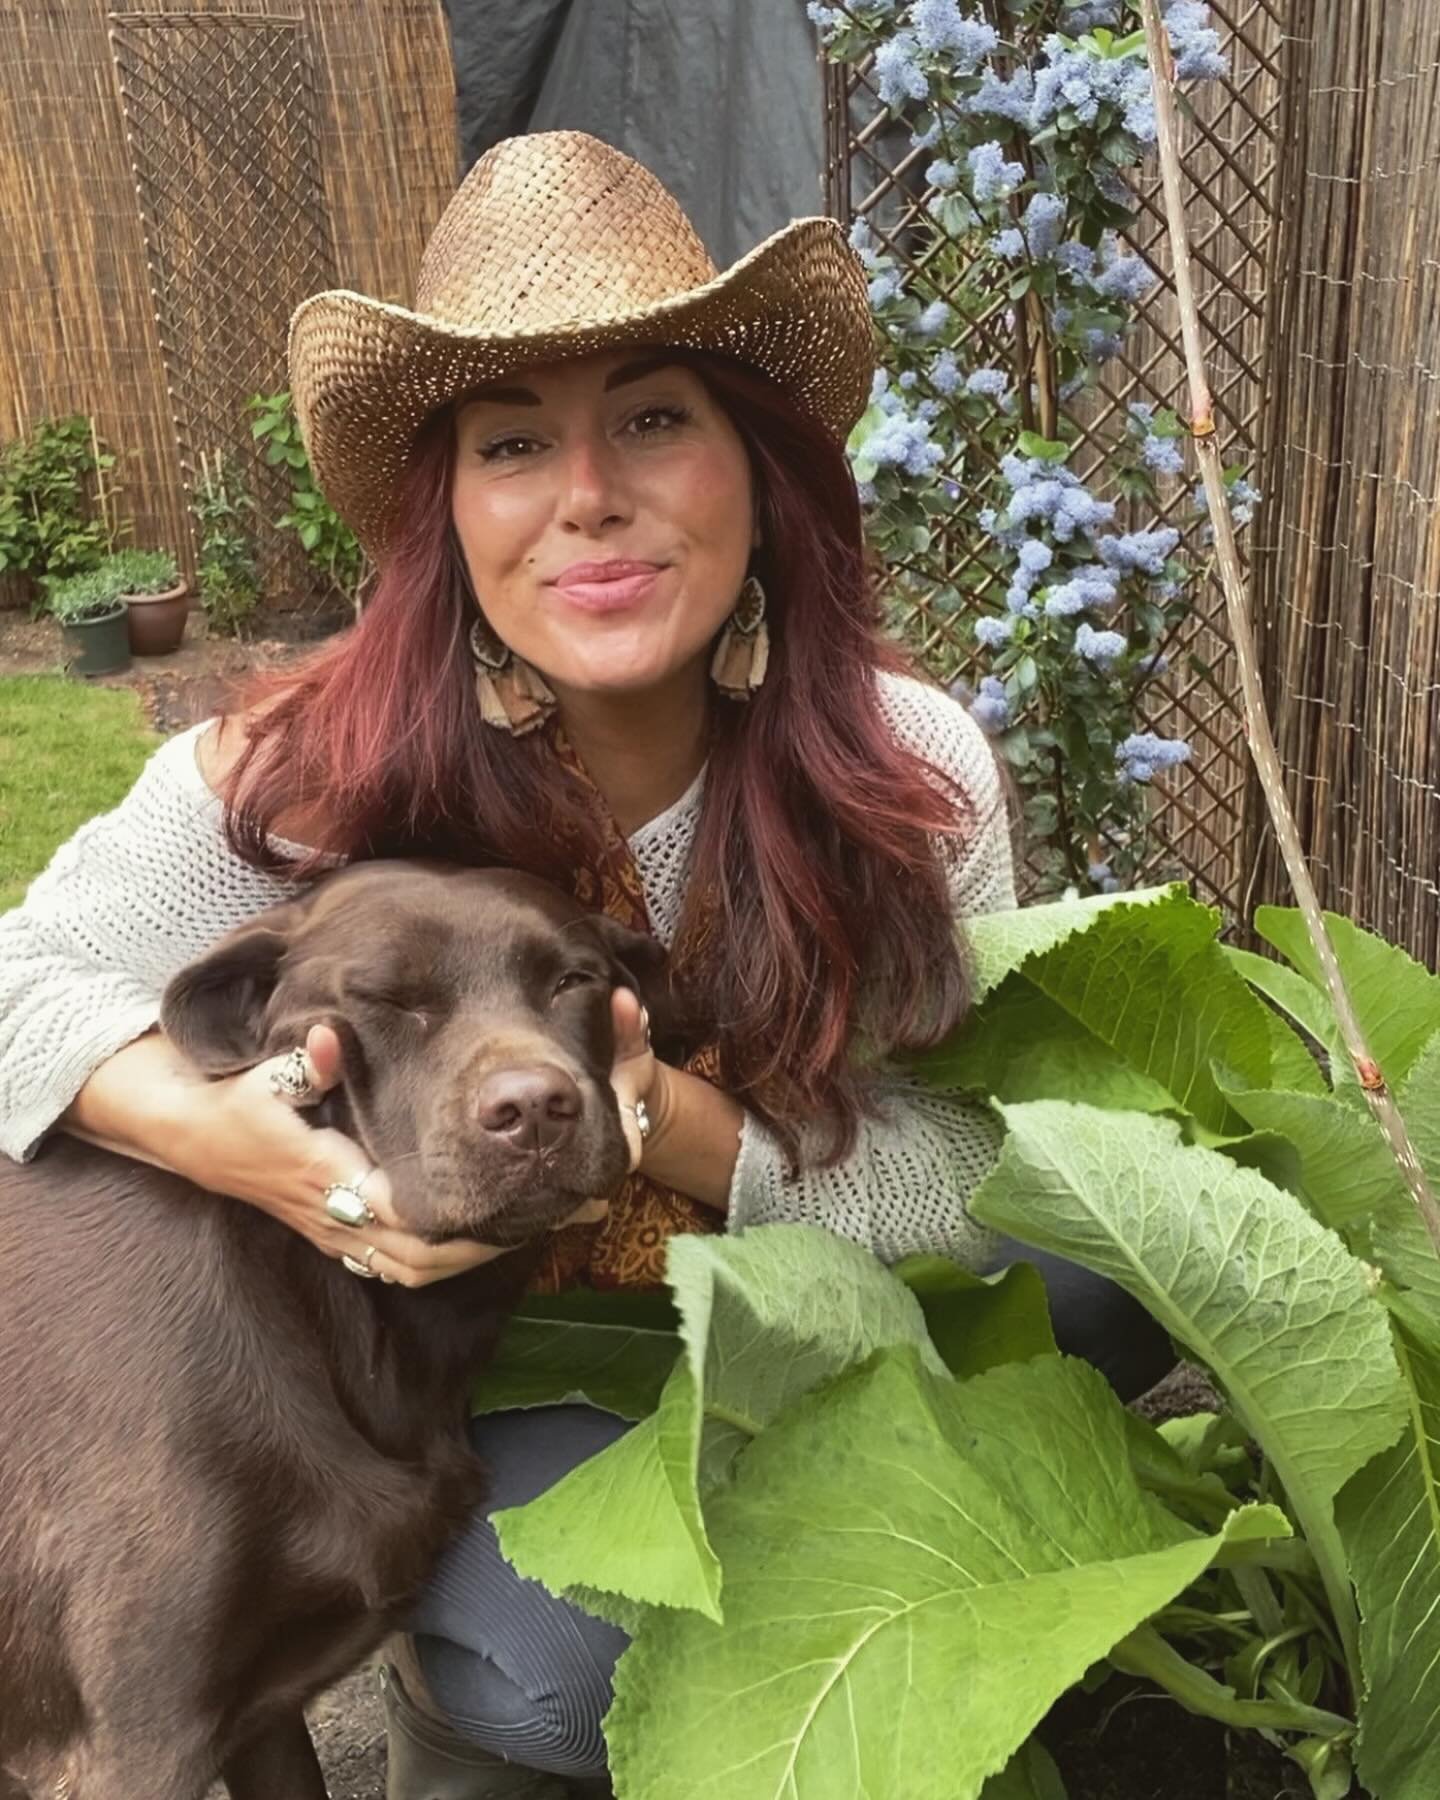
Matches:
[61,604,131,678]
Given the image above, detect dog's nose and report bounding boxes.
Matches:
[472,1065,583,1152]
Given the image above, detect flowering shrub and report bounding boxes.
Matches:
[811,0,1258,893]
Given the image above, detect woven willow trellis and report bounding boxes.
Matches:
[822,3,1286,914]
[108,9,337,601]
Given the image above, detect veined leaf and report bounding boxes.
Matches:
[1365,1029,1440,1304]
[471,1291,680,1419]
[494,1226,944,1621]
[606,1348,1289,1800]
[916,981,1176,1112]
[962,883,1173,999]
[1221,1084,1404,1231]
[980,1738,1067,1799]
[1224,944,1339,1054]
[1336,1293,1440,1798]
[894,1256,1058,1375]
[972,1101,1408,1674]
[927,890,1294,1131]
[1257,907,1440,1091]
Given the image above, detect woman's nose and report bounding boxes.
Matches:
[557,435,631,532]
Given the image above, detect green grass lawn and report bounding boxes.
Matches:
[0,675,161,911]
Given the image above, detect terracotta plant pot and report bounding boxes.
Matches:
[62,604,131,678]
[125,580,189,656]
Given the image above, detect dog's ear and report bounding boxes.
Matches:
[587,914,684,1051]
[160,903,309,1074]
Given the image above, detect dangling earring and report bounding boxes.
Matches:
[468,617,557,736]
[710,575,770,701]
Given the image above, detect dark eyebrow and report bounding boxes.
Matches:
[458,356,678,409]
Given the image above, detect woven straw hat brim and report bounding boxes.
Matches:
[288,214,875,564]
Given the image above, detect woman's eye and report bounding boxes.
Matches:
[553,971,598,998]
[477,433,537,463]
[478,405,688,463]
[627,404,690,437]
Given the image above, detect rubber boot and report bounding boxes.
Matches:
[380,1655,613,1800]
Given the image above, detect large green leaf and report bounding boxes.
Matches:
[472,1299,680,1419]
[928,889,1294,1133]
[494,1226,944,1621]
[972,1101,1408,1672]
[980,1739,1067,1799]
[1365,1029,1440,1305]
[605,1347,1288,1800]
[895,1256,1058,1375]
[917,981,1176,1112]
[1221,1085,1404,1230]
[1336,1294,1440,1798]
[1017,892,1279,1133]
[962,884,1172,998]
[1257,907,1440,1091]
[1224,945,1339,1054]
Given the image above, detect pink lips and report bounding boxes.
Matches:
[552,559,665,613]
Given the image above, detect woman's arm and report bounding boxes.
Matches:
[0,723,301,1162]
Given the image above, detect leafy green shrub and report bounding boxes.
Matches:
[473,889,1440,1799]
[191,453,261,637]
[248,391,364,607]
[45,567,126,624]
[0,415,112,592]
[44,549,178,623]
[107,548,179,594]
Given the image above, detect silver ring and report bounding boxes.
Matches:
[341,1245,380,1279]
[269,1046,316,1103]
[324,1176,375,1229]
[621,1097,651,1142]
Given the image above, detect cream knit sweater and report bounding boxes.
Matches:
[0,672,1015,1266]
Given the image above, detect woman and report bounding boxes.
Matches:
[0,133,1170,1797]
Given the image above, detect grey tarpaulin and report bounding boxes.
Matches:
[439,0,827,267]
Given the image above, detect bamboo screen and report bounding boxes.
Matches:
[109,10,337,602]
[823,3,1287,914]
[1248,6,1440,968]
[0,0,455,610]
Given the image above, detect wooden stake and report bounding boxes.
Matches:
[1140,0,1440,1256]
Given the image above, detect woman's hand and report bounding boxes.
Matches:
[608,986,666,1171]
[70,1025,605,1288]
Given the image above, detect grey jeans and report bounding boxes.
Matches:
[407,1241,1174,1780]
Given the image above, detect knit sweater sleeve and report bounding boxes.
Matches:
[724,673,1017,1268]
[0,723,305,1162]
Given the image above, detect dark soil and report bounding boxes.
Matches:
[0,608,320,733]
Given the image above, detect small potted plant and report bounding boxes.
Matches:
[113,547,187,655]
[46,566,131,677]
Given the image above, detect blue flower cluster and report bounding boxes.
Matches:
[1043,564,1120,617]
[853,370,946,479]
[1031,33,1159,142]
[1195,475,1261,530]
[970,674,1010,734]
[873,33,931,108]
[964,367,1011,403]
[911,0,997,64]
[1096,527,1182,577]
[1116,730,1192,783]
[996,454,1117,544]
[968,140,1026,205]
[1164,1,1228,81]
[974,614,1014,647]
[1075,621,1129,664]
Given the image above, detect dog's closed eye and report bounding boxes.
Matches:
[552,969,602,1000]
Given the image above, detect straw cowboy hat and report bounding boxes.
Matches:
[287,130,876,563]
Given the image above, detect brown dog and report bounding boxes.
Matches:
[0,862,670,1800]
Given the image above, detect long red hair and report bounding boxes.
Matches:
[223,350,974,1161]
